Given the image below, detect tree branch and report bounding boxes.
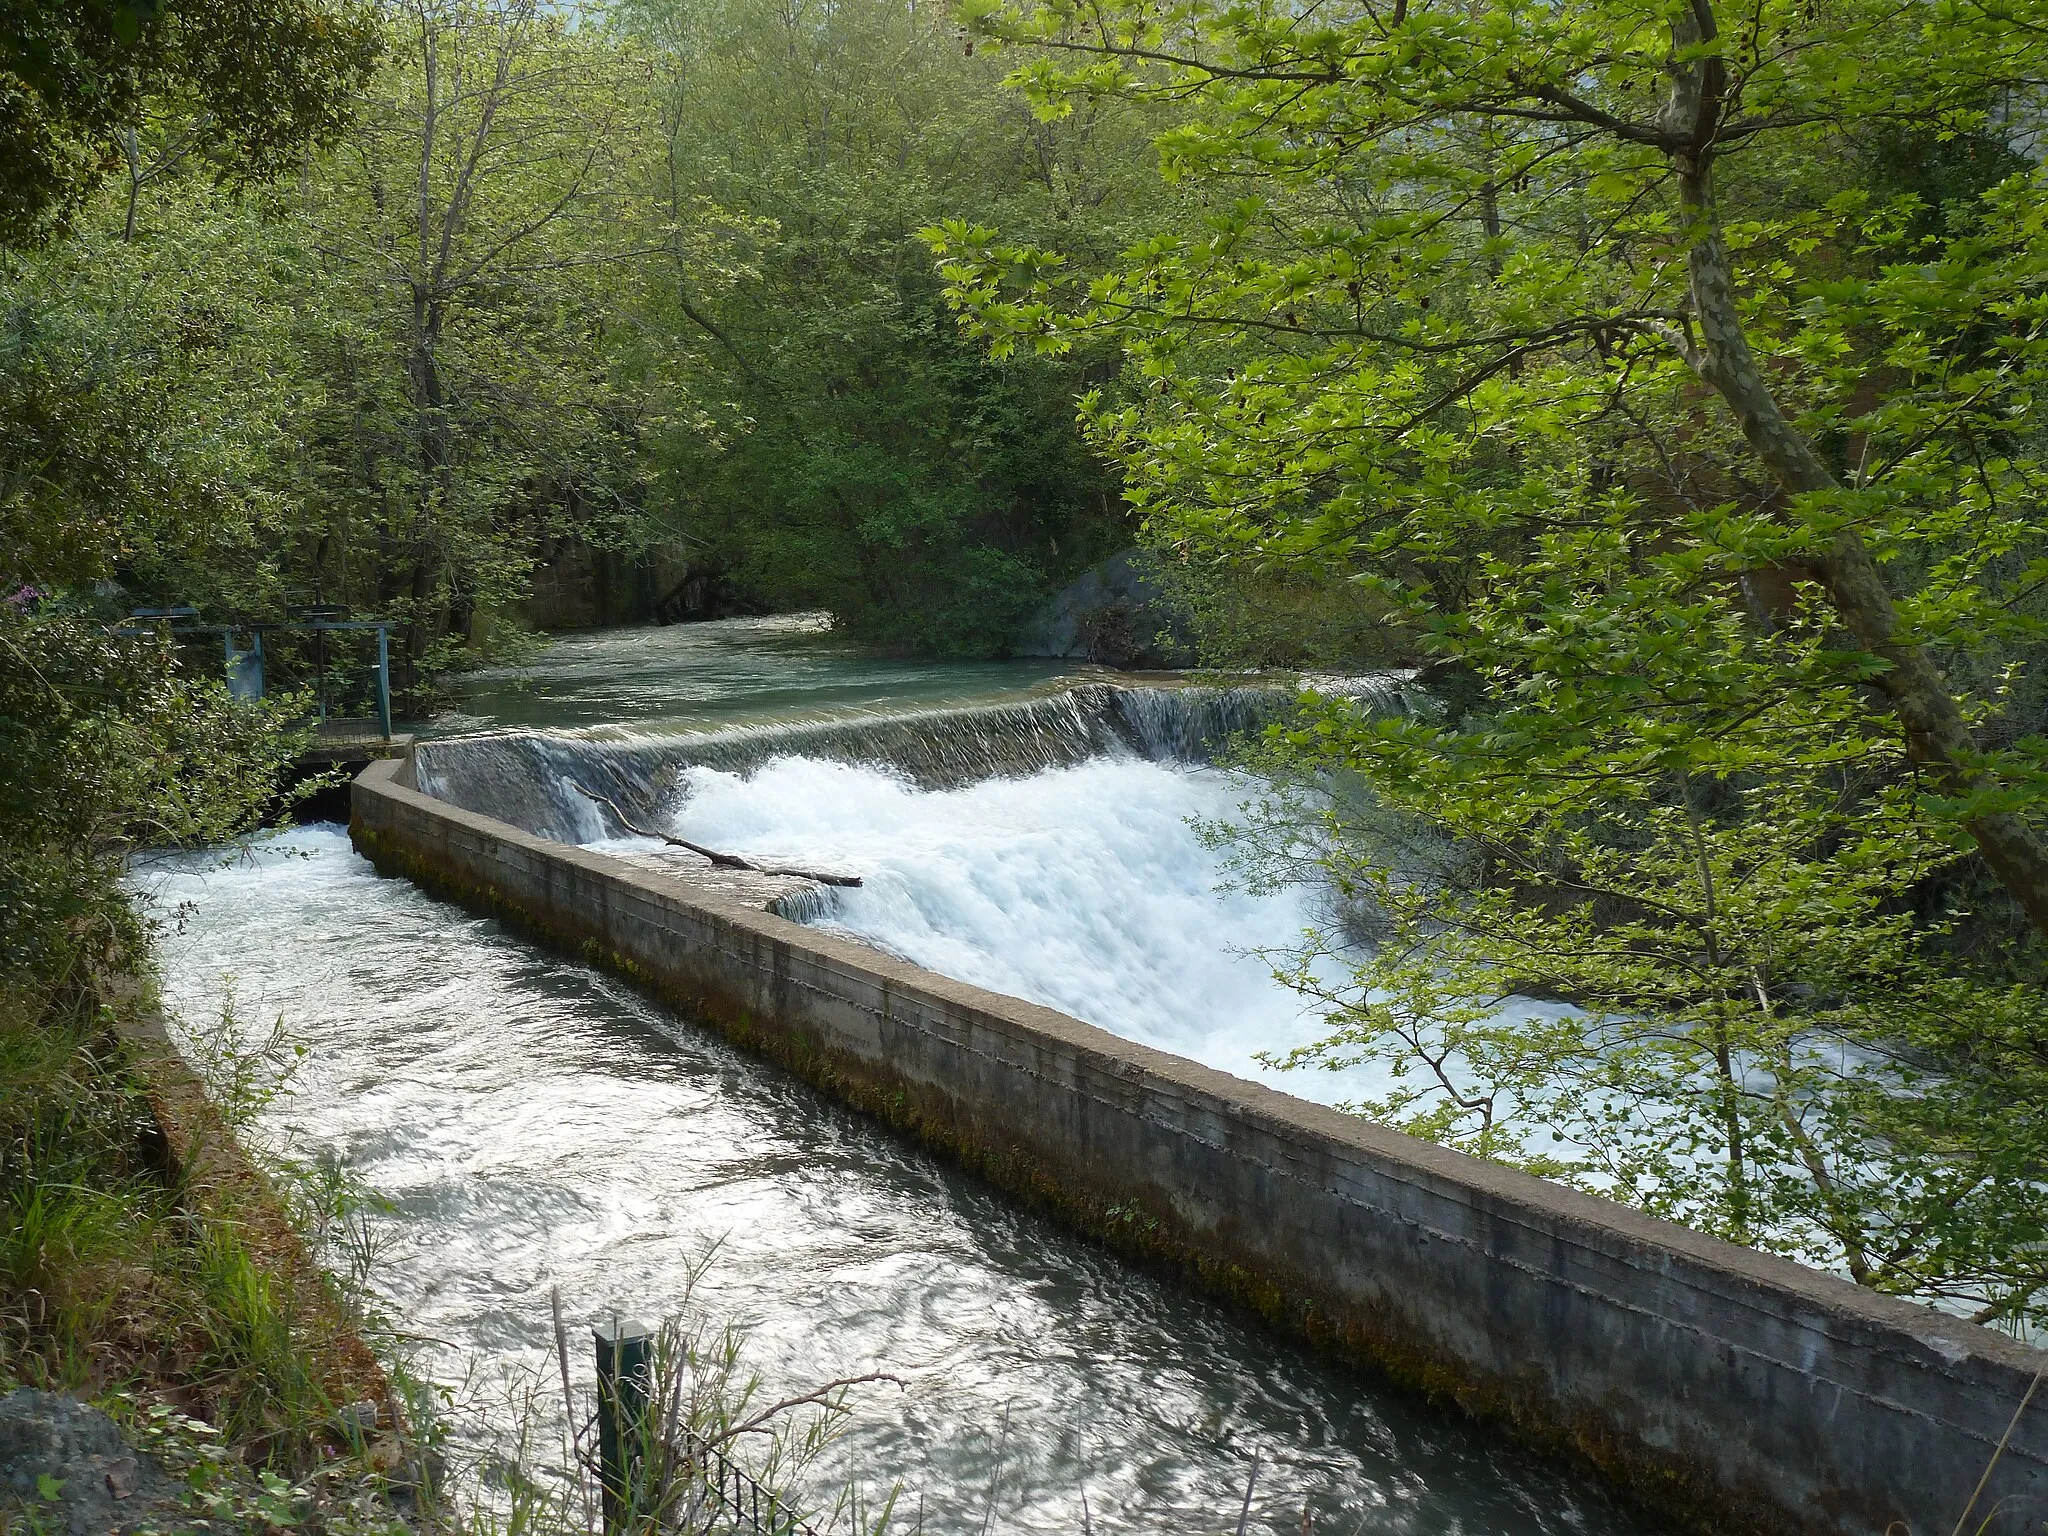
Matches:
[572,784,862,886]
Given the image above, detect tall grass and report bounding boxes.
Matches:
[1,978,345,1456]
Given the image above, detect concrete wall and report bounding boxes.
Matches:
[350,756,2048,1536]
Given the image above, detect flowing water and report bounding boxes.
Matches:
[431,614,1088,737]
[636,755,1378,1107]
[142,617,1642,1535]
[416,678,1322,842]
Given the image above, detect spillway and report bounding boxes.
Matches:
[409,678,1391,842]
[141,618,1640,1534]
[639,753,1387,1105]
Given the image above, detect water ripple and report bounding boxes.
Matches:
[141,826,1641,1536]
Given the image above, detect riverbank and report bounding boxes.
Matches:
[0,942,411,1531]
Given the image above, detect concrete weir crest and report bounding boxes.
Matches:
[349,749,2048,1536]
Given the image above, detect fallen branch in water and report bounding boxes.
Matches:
[573,783,862,887]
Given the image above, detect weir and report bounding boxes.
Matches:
[410,678,1397,843]
[352,684,2048,1536]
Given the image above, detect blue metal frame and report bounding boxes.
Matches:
[116,613,398,740]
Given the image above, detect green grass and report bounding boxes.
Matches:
[1,969,363,1464]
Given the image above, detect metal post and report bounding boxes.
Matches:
[594,1320,653,1535]
[375,625,392,740]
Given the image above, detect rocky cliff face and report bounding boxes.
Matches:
[1013,549,1194,666]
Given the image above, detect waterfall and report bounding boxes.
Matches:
[405,669,1433,1101]
[414,677,1414,840]
[655,752,1408,1104]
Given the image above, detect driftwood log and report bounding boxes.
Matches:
[573,784,862,887]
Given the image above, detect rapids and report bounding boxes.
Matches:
[143,828,1636,1536]
[140,617,1644,1534]
[639,755,1376,1104]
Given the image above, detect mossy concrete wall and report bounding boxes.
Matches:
[351,756,2048,1536]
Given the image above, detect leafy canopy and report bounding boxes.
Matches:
[621,0,1158,653]
[930,0,2048,1316]
[931,0,2048,925]
[0,0,379,245]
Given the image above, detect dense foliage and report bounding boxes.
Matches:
[0,0,379,245]
[933,0,2048,1320]
[0,0,381,1452]
[3,0,1152,671]
[616,0,1151,651]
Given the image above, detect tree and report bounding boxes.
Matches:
[624,0,1156,651]
[1213,593,2048,1326]
[0,0,378,245]
[0,0,375,1035]
[299,0,664,669]
[930,0,2048,1313]
[931,0,2048,935]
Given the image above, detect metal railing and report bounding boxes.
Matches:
[677,1421,816,1536]
[118,608,395,739]
[594,1324,819,1536]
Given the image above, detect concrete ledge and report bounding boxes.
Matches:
[350,755,2048,1536]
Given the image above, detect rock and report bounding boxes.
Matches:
[0,1389,185,1536]
[102,1457,137,1500]
[1013,549,1195,667]
[335,1399,381,1435]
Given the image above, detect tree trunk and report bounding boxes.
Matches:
[1680,172,2048,941]
[120,125,142,242]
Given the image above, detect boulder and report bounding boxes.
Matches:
[0,1389,185,1536]
[1014,549,1194,667]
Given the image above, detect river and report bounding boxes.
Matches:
[140,616,1640,1535]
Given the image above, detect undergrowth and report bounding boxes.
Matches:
[1,979,309,1430]
[0,797,415,1531]
[0,966,416,1523]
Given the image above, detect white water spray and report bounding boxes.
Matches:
[645,755,1384,1105]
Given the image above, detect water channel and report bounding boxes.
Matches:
[140,617,1642,1535]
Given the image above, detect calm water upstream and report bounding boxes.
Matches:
[429,614,1088,737]
[141,617,1642,1535]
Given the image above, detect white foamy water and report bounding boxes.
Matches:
[654,755,1379,1105]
